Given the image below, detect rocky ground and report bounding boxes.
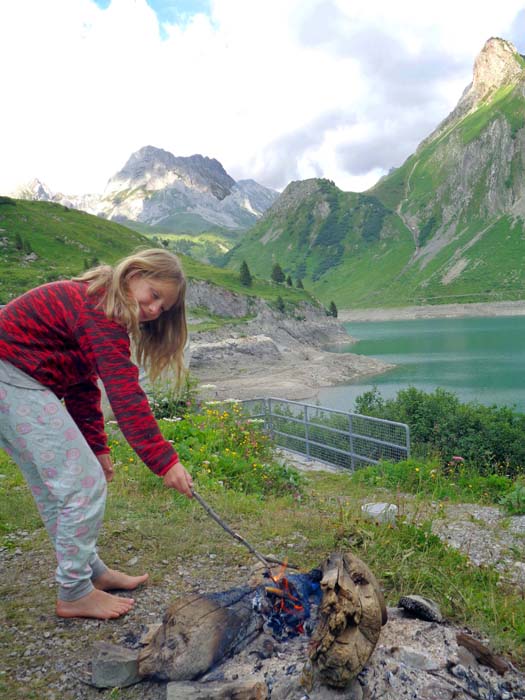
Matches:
[2,455,524,700]
[187,298,392,402]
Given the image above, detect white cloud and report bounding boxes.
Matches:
[0,0,523,195]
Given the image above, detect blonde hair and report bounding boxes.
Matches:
[75,248,188,383]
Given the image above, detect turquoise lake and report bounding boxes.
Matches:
[316,316,525,413]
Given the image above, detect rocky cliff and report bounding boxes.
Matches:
[399,38,525,266]
[185,280,392,400]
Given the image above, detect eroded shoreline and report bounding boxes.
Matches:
[339,300,525,322]
[193,300,525,402]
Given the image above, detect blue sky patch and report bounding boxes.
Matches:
[91,0,211,25]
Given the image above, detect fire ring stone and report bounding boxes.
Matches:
[398,595,443,622]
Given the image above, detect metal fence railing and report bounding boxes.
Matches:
[239,397,410,471]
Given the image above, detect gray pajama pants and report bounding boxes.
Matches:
[0,360,108,601]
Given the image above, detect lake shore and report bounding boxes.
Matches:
[193,347,393,402]
[339,300,525,322]
[193,299,525,403]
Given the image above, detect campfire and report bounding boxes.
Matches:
[253,563,322,640]
[90,492,388,696]
[89,552,388,698]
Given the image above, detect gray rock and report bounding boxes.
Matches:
[90,641,141,689]
[361,502,398,524]
[392,647,439,671]
[398,595,443,623]
[166,679,268,699]
[418,683,454,700]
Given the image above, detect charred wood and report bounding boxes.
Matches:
[305,552,387,689]
[138,586,262,681]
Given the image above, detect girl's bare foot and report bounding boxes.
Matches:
[93,568,149,591]
[56,589,134,619]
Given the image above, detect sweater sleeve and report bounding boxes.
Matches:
[63,377,110,456]
[74,302,179,476]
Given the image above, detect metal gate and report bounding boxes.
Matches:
[240,397,410,470]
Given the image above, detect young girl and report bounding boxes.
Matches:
[0,248,193,620]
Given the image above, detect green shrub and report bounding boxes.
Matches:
[148,372,199,418]
[355,386,525,477]
[161,402,302,496]
[499,478,525,515]
[351,457,513,503]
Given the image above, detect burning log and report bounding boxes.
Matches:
[138,585,261,681]
[137,567,320,682]
[305,552,388,690]
[132,552,386,690]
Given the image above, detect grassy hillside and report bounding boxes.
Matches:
[120,218,244,267]
[225,179,416,306]
[0,197,315,310]
[180,253,315,306]
[147,231,241,267]
[224,70,525,309]
[0,198,151,303]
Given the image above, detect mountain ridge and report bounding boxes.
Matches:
[11,147,278,234]
[226,37,525,308]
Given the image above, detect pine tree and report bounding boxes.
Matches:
[328,301,338,318]
[239,260,253,287]
[276,295,285,313]
[271,263,285,283]
[296,278,304,289]
[286,275,293,286]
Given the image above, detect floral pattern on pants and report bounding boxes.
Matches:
[0,379,108,601]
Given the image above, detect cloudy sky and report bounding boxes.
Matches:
[1,0,524,195]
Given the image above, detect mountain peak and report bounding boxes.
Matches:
[419,37,524,150]
[268,178,338,217]
[470,38,524,103]
[105,146,236,201]
[12,178,52,200]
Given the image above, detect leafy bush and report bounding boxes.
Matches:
[160,402,302,496]
[148,372,200,418]
[351,457,513,503]
[355,386,525,477]
[499,478,525,515]
[106,400,302,498]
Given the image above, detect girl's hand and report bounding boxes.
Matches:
[163,461,193,497]
[97,453,115,482]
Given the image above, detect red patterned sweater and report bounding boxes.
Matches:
[0,280,179,476]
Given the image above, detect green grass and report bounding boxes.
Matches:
[1,410,525,677]
[0,198,151,303]
[180,253,315,306]
[460,84,519,144]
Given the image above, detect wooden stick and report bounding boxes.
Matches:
[191,489,292,574]
[456,632,509,675]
